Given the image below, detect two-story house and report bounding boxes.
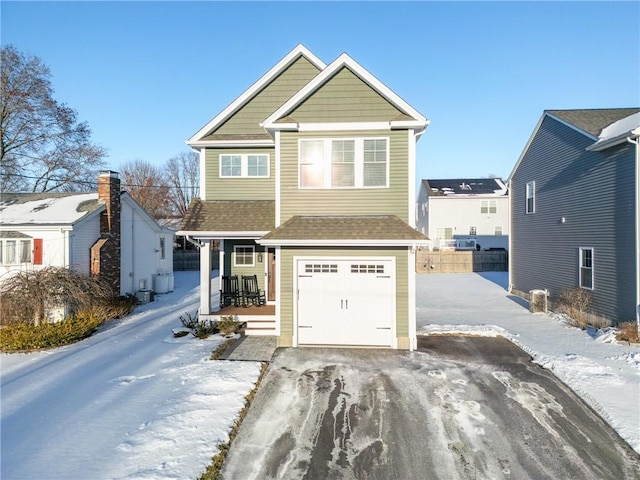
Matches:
[416,178,509,250]
[509,108,639,325]
[177,45,429,350]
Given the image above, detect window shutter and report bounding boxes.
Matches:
[33,238,43,265]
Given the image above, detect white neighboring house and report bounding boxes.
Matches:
[416,178,509,250]
[0,171,174,300]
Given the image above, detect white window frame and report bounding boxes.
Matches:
[526,181,535,214]
[219,154,270,178]
[481,200,497,214]
[0,238,32,265]
[579,247,594,290]
[298,137,389,189]
[234,245,255,267]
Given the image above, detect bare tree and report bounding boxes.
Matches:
[165,151,199,216]
[120,159,171,220]
[0,45,106,192]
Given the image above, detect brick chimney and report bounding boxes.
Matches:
[91,171,121,294]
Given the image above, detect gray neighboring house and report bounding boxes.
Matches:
[508,108,640,325]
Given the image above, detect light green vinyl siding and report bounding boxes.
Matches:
[279,247,409,338]
[287,67,404,122]
[210,56,321,137]
[205,148,275,200]
[279,130,410,222]
[224,240,266,291]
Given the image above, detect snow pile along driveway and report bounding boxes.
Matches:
[1,272,262,480]
[416,272,640,453]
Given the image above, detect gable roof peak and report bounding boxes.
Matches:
[188,45,327,144]
[262,50,428,132]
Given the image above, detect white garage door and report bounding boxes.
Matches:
[296,258,395,347]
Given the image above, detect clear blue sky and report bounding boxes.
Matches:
[3,1,639,184]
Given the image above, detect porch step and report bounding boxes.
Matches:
[243,328,277,336]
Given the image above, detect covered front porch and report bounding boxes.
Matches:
[176,199,278,337]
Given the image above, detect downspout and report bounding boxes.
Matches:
[185,235,202,249]
[627,136,640,330]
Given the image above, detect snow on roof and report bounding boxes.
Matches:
[424,178,508,196]
[586,111,640,152]
[592,112,640,148]
[0,193,101,226]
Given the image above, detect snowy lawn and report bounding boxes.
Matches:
[1,271,262,480]
[417,271,640,454]
[1,271,638,480]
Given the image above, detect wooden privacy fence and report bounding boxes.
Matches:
[417,250,508,274]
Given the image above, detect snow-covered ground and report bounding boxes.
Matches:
[1,271,262,480]
[1,271,638,480]
[417,271,640,454]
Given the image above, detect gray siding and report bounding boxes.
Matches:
[511,116,636,323]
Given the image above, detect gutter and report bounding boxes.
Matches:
[627,135,640,330]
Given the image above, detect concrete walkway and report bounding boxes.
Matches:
[219,336,277,362]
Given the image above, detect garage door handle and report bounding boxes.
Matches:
[376,327,391,330]
[377,275,390,278]
[299,325,312,328]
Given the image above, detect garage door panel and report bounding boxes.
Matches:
[296,259,394,347]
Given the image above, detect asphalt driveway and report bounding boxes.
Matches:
[222,336,640,480]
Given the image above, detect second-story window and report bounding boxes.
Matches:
[299,138,388,189]
[526,181,535,214]
[220,154,269,178]
[481,200,497,214]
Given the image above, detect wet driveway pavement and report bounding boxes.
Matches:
[221,336,640,480]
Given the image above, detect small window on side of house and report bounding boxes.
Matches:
[234,246,255,267]
[526,181,535,214]
[579,247,594,289]
[160,237,166,260]
[469,226,477,235]
[494,226,503,236]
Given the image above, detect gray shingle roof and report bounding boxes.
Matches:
[546,109,640,137]
[260,215,428,242]
[177,199,275,233]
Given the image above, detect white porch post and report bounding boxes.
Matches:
[200,239,212,315]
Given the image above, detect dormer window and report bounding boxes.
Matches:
[220,154,270,178]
